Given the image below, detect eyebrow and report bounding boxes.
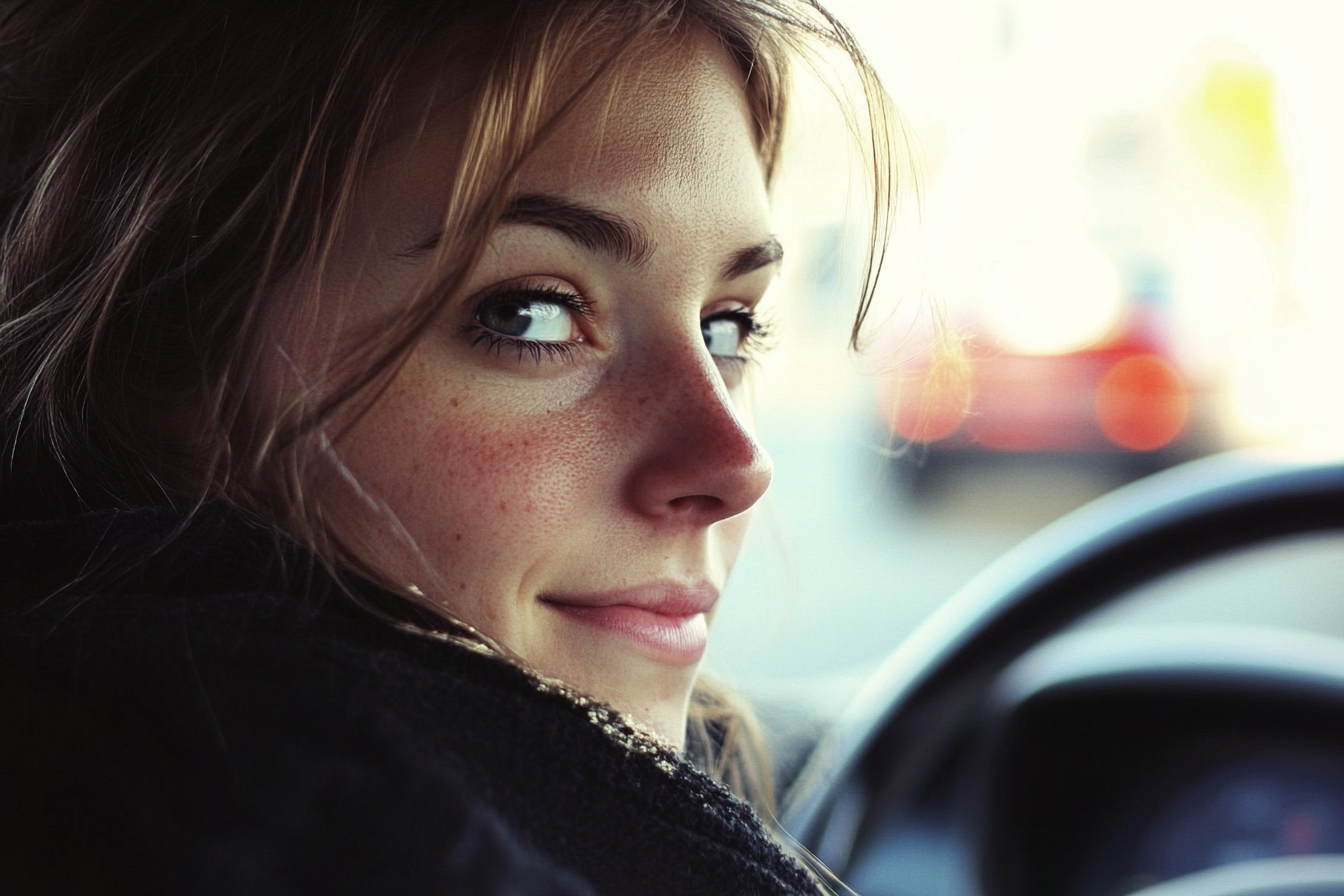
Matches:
[503,193,782,281]
[720,237,783,281]
[502,193,653,267]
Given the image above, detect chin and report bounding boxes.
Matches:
[523,601,712,747]
[541,649,703,749]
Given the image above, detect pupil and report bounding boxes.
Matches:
[487,302,531,337]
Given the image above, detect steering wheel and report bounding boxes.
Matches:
[1127,856,1344,896]
[778,451,1344,892]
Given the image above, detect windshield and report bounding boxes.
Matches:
[705,0,1344,697]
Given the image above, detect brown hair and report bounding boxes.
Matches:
[0,0,896,821]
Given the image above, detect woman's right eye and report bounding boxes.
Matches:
[476,295,579,342]
[467,284,593,361]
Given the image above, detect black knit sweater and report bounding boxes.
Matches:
[0,505,816,895]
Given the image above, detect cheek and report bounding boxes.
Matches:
[344,374,612,577]
[424,418,568,525]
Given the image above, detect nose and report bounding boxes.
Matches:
[624,349,773,526]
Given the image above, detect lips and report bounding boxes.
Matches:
[540,583,718,664]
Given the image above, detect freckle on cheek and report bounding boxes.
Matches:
[454,533,463,542]
[498,500,508,512]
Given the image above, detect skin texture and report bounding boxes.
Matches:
[294,34,775,746]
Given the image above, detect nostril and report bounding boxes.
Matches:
[667,494,723,513]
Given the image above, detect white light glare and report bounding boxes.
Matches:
[978,235,1124,356]
[1227,322,1344,455]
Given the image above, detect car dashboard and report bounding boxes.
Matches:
[984,625,1344,896]
[833,622,1344,896]
[781,473,1344,896]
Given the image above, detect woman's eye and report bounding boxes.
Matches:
[702,312,752,359]
[467,284,594,363]
[473,288,588,344]
[477,298,576,342]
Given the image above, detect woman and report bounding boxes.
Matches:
[0,0,894,892]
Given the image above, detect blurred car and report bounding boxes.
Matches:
[877,292,1213,496]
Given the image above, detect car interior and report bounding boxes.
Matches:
[761,452,1344,896]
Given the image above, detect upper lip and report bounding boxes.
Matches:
[540,582,718,618]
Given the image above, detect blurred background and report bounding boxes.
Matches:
[705,0,1344,696]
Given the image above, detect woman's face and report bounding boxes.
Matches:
[296,35,775,746]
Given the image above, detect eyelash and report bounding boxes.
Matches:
[469,331,581,363]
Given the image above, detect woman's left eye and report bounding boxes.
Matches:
[701,309,758,360]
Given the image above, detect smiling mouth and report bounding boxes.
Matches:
[540,583,717,664]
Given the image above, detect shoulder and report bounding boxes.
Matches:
[0,505,596,894]
[0,505,815,895]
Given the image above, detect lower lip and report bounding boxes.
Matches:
[547,604,709,664]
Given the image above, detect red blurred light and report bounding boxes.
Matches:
[1284,811,1320,855]
[1095,354,1189,451]
[888,365,971,443]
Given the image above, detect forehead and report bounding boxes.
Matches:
[352,29,768,263]
[515,32,770,245]
[522,33,762,188]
